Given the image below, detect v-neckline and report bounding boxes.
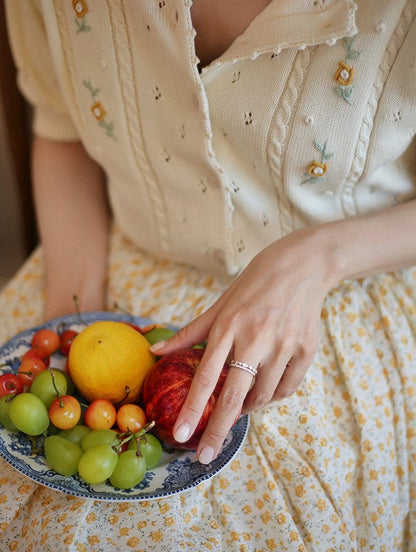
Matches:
[190,0,273,72]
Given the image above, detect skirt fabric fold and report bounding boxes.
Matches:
[0,227,414,551]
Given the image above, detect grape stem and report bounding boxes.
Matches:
[114,421,156,454]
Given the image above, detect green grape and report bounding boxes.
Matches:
[128,433,163,469]
[44,435,83,476]
[143,327,176,345]
[81,429,117,452]
[78,445,118,484]
[0,396,18,431]
[30,369,67,408]
[57,424,91,446]
[9,393,49,436]
[109,450,146,489]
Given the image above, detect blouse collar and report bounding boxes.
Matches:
[201,0,357,73]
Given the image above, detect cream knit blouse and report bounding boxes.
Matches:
[5,0,416,275]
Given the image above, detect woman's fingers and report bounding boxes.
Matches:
[150,233,327,464]
[185,337,290,463]
[172,333,234,445]
[196,365,254,464]
[149,289,233,355]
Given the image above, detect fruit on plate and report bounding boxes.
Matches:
[141,348,230,450]
[44,435,83,476]
[0,373,23,397]
[84,398,117,430]
[48,395,82,430]
[68,321,155,405]
[30,369,68,408]
[8,393,50,436]
[143,326,176,345]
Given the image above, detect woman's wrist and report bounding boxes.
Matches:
[310,200,416,288]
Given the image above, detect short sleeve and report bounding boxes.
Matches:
[4,0,79,141]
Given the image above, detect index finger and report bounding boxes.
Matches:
[173,336,233,445]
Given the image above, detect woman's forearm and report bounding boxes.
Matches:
[315,199,416,289]
[32,136,110,318]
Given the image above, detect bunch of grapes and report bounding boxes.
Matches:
[0,325,164,489]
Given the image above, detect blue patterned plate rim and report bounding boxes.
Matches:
[0,311,249,501]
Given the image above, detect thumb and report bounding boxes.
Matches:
[149,282,235,355]
[149,309,213,355]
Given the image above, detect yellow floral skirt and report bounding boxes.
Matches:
[0,227,415,552]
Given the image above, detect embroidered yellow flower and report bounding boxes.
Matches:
[91,102,106,121]
[307,161,327,177]
[73,0,88,18]
[335,61,354,86]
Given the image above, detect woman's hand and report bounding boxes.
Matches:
[150,226,338,464]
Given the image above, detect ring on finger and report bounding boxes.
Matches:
[229,359,258,377]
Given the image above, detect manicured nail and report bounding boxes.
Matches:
[149,340,167,353]
[174,423,191,443]
[198,446,215,465]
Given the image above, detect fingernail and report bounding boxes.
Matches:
[149,340,167,353]
[198,446,215,465]
[174,423,191,443]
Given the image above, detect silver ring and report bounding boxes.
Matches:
[229,359,258,377]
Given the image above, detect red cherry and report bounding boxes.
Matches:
[116,404,147,433]
[120,321,144,333]
[17,356,47,388]
[0,373,24,397]
[31,329,61,357]
[21,348,50,367]
[84,399,117,430]
[59,329,78,356]
[48,395,81,430]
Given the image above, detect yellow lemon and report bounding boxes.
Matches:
[68,321,155,405]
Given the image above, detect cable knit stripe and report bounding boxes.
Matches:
[106,1,171,256]
[341,0,415,217]
[267,48,312,237]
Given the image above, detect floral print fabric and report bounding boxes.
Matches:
[0,227,415,551]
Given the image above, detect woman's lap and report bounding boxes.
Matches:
[0,228,414,551]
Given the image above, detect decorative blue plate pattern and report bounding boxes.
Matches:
[0,312,249,501]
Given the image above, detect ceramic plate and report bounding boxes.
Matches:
[0,311,249,501]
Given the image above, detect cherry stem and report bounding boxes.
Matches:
[112,302,134,321]
[4,394,16,403]
[114,386,130,408]
[47,332,76,357]
[56,321,67,334]
[48,368,64,408]
[72,294,87,326]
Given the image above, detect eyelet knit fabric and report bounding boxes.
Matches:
[1,1,416,550]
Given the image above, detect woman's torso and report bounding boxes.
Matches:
[8,0,416,273]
